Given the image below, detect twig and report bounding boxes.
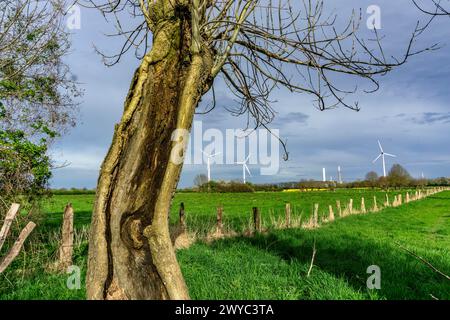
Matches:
[394,241,450,281]
[307,238,317,277]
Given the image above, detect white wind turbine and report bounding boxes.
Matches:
[236,154,252,184]
[202,150,221,182]
[372,140,396,177]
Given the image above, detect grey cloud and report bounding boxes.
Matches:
[273,112,309,125]
[397,112,450,125]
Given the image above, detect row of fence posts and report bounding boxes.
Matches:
[177,187,448,234]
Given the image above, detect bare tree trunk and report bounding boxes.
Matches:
[86,13,213,300]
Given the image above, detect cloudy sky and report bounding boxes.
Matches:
[50,0,450,189]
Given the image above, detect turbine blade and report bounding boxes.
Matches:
[211,152,222,157]
[378,140,384,153]
[245,164,251,176]
[372,154,382,163]
[245,154,251,163]
[384,153,396,157]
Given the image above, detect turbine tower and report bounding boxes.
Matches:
[337,166,343,184]
[237,154,251,184]
[202,150,221,182]
[322,168,326,182]
[372,140,396,177]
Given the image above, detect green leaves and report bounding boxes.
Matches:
[0,123,52,198]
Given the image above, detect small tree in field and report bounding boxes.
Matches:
[81,0,436,299]
[193,174,208,187]
[388,164,412,188]
[365,171,379,188]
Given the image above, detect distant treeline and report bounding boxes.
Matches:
[51,188,96,195]
[51,164,450,195]
[185,165,450,193]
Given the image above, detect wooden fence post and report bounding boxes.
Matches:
[361,197,366,213]
[285,203,291,228]
[328,205,335,222]
[336,200,342,217]
[179,202,186,232]
[216,206,224,234]
[373,196,378,212]
[406,192,410,203]
[58,203,74,271]
[348,199,353,215]
[253,207,261,233]
[313,204,319,227]
[394,195,399,207]
[385,194,390,207]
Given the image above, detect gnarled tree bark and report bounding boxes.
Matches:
[86,4,213,300]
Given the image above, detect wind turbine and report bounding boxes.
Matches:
[202,150,221,182]
[372,140,396,177]
[237,154,251,184]
[337,166,343,184]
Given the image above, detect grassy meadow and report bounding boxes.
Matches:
[0,189,449,300]
[41,189,415,234]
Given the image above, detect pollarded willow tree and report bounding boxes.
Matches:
[83,0,432,299]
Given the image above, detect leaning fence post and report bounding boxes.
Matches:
[0,203,20,252]
[0,221,36,274]
[373,196,378,212]
[385,194,390,207]
[58,203,74,271]
[0,203,36,274]
[285,203,291,228]
[253,207,262,233]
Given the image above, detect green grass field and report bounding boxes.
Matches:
[40,189,414,234]
[1,190,449,300]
